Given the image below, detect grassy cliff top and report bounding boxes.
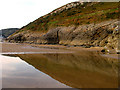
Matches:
[20,2,119,32]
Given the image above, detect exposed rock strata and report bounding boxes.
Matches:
[7,19,119,50]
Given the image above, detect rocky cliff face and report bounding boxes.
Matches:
[7,2,119,51]
[49,2,81,15]
[7,19,119,50]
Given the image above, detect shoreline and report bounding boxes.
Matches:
[1,42,119,60]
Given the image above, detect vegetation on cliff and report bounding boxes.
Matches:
[7,2,119,52]
[20,2,119,32]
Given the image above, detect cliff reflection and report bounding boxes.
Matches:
[15,51,118,88]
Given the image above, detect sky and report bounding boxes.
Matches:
[0,0,119,30]
[0,0,78,30]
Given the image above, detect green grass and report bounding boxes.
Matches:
[48,21,58,25]
[19,2,119,32]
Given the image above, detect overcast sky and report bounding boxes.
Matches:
[0,0,119,30]
[0,0,78,30]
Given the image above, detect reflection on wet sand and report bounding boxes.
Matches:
[15,51,118,88]
[1,54,69,88]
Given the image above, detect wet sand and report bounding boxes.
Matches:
[0,42,119,59]
[1,42,103,53]
[1,42,119,88]
[1,42,72,54]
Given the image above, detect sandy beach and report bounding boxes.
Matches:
[1,42,103,52]
[0,42,119,59]
[1,42,119,88]
[1,42,72,53]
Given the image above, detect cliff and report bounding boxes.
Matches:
[7,2,119,51]
[0,28,19,38]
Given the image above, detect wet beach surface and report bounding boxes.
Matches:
[0,42,119,88]
[1,42,72,54]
